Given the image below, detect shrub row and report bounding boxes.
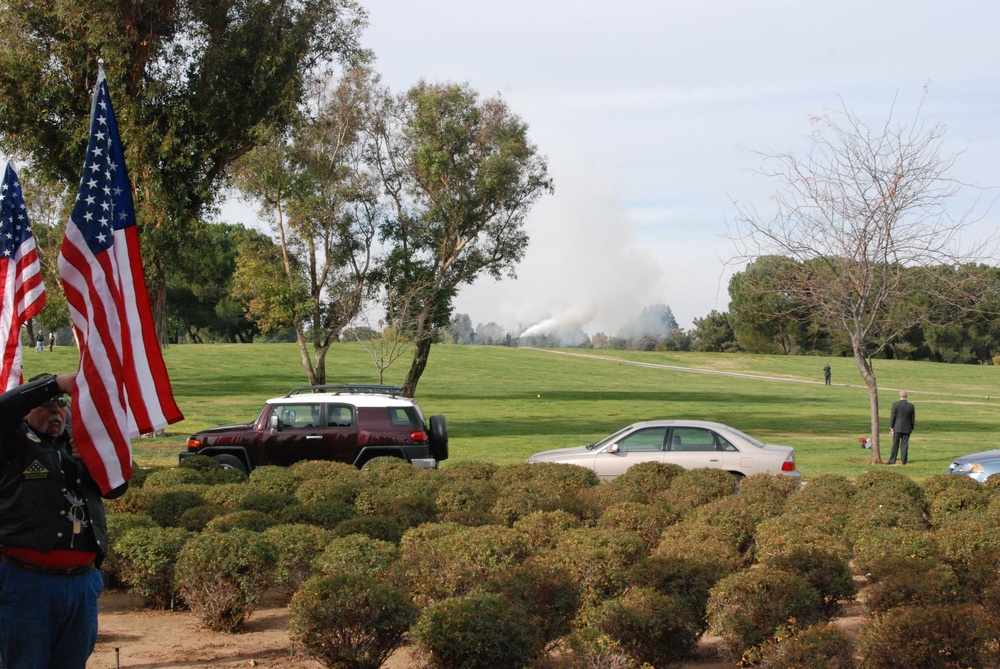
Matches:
[104,457,1000,668]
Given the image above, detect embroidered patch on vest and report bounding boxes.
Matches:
[23,459,50,480]
[25,430,41,443]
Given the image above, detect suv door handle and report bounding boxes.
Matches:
[306,435,323,440]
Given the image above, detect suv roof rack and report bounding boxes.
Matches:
[286,384,406,397]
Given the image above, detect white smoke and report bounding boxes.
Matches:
[455,152,669,338]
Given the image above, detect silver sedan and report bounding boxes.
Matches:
[527,420,802,481]
[945,449,1000,483]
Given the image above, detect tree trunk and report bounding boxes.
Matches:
[295,324,317,386]
[402,337,432,398]
[313,344,329,385]
[852,342,882,463]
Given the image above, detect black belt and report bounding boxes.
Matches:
[0,553,95,576]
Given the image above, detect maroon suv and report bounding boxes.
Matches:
[178,385,448,474]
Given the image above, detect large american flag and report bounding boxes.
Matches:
[0,163,46,392]
[58,64,183,494]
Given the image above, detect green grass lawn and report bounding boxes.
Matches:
[21,342,1000,481]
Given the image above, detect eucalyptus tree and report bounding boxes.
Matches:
[0,0,368,338]
[232,66,381,385]
[731,100,994,462]
[371,81,554,396]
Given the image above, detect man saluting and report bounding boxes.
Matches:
[0,372,127,668]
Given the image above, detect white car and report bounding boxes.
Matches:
[527,420,801,481]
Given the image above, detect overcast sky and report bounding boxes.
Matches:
[344,0,1000,336]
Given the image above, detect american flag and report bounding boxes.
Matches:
[0,163,46,392]
[58,64,183,494]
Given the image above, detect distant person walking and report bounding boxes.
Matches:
[887,390,915,465]
[34,331,44,352]
[48,331,55,352]
[823,364,831,385]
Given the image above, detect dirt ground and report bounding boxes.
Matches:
[87,588,867,669]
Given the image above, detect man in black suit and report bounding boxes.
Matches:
[888,390,915,465]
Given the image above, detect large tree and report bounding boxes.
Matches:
[232,67,380,385]
[0,0,368,338]
[731,100,993,462]
[372,81,553,396]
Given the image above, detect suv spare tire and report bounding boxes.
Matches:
[429,414,448,461]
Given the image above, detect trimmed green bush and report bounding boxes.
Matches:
[707,565,824,660]
[313,534,400,579]
[247,465,303,495]
[114,526,191,609]
[177,454,247,484]
[862,556,962,615]
[738,473,800,506]
[596,501,679,550]
[492,461,601,492]
[754,622,855,669]
[480,563,582,651]
[294,476,361,506]
[263,523,335,596]
[655,533,743,581]
[353,478,439,529]
[440,460,499,482]
[280,500,354,529]
[683,492,780,558]
[852,527,938,576]
[663,467,737,512]
[531,527,648,610]
[145,486,207,527]
[856,604,999,668]
[628,553,730,629]
[203,509,277,533]
[175,529,278,633]
[754,512,850,562]
[142,467,208,489]
[201,482,252,509]
[176,503,224,532]
[585,586,701,667]
[608,461,685,502]
[399,523,531,607]
[288,459,358,481]
[410,593,541,669]
[103,512,158,588]
[433,479,498,526]
[927,484,990,526]
[511,510,583,551]
[332,514,402,543]
[932,511,1000,591]
[853,468,925,507]
[237,489,297,516]
[762,547,855,617]
[289,574,417,669]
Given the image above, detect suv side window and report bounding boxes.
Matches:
[387,406,420,427]
[274,404,321,428]
[327,405,355,428]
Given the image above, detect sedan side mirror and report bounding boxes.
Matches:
[608,443,620,454]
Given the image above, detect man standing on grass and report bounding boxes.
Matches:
[887,390,915,465]
[0,372,127,668]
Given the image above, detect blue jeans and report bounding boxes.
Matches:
[0,564,102,669]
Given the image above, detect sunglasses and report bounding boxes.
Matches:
[41,397,68,409]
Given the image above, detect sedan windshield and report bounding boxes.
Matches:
[588,425,634,450]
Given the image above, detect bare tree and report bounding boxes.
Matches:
[730,99,994,463]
